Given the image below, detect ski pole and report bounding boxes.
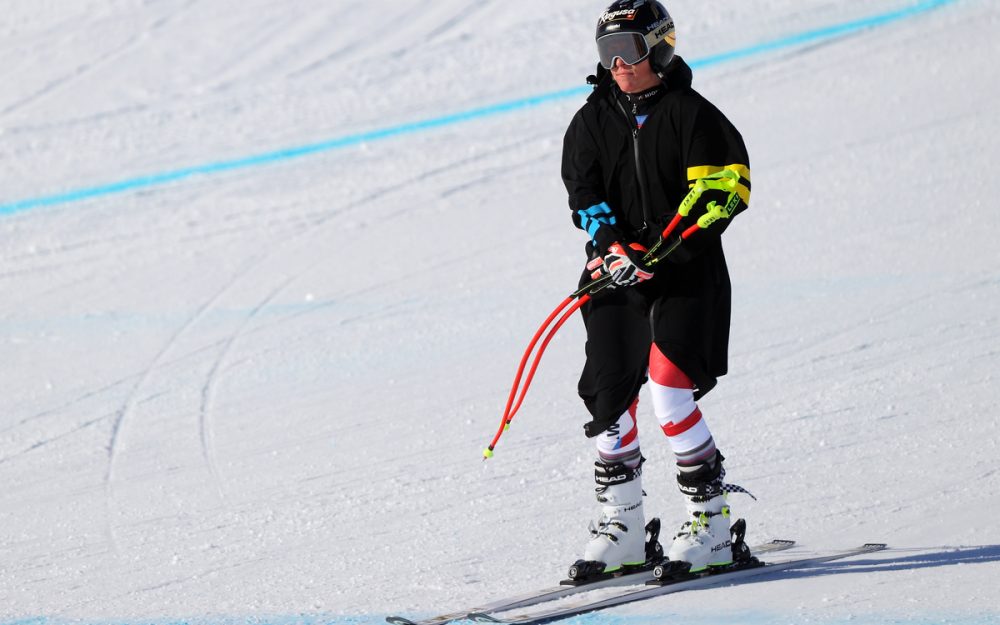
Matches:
[484,294,575,456]
[483,171,742,460]
[485,295,589,454]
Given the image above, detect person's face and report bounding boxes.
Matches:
[611,57,661,94]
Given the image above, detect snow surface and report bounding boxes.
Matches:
[1,0,999,623]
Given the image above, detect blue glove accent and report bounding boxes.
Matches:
[576,202,617,240]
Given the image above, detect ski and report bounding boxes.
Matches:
[384,538,795,625]
[467,543,887,625]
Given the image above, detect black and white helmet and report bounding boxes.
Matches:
[596,0,676,73]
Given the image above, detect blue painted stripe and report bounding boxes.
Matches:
[4,613,999,625]
[0,0,958,218]
[688,0,956,69]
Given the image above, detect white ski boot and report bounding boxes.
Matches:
[667,492,734,572]
[574,460,647,576]
[667,453,748,572]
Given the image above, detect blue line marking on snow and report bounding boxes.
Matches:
[559,613,1000,625]
[0,0,957,218]
[3,612,999,625]
[688,0,957,68]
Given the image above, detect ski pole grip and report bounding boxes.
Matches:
[698,202,723,229]
[678,169,740,219]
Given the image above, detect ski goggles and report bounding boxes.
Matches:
[597,32,651,69]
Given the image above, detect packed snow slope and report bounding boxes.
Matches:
[2,0,998,623]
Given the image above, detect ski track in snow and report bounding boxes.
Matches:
[188,128,559,502]
[196,280,291,503]
[103,256,264,552]
[0,0,201,118]
[0,127,542,471]
[102,118,547,550]
[2,0,998,623]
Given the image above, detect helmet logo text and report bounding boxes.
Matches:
[599,9,638,24]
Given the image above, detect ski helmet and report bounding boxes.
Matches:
[596,0,676,74]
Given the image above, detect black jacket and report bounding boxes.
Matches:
[561,57,751,397]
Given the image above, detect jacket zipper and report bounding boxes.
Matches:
[615,98,654,235]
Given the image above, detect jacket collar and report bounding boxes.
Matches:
[586,55,693,105]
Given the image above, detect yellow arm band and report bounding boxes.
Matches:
[687,164,751,205]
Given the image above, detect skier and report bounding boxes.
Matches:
[562,0,752,575]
